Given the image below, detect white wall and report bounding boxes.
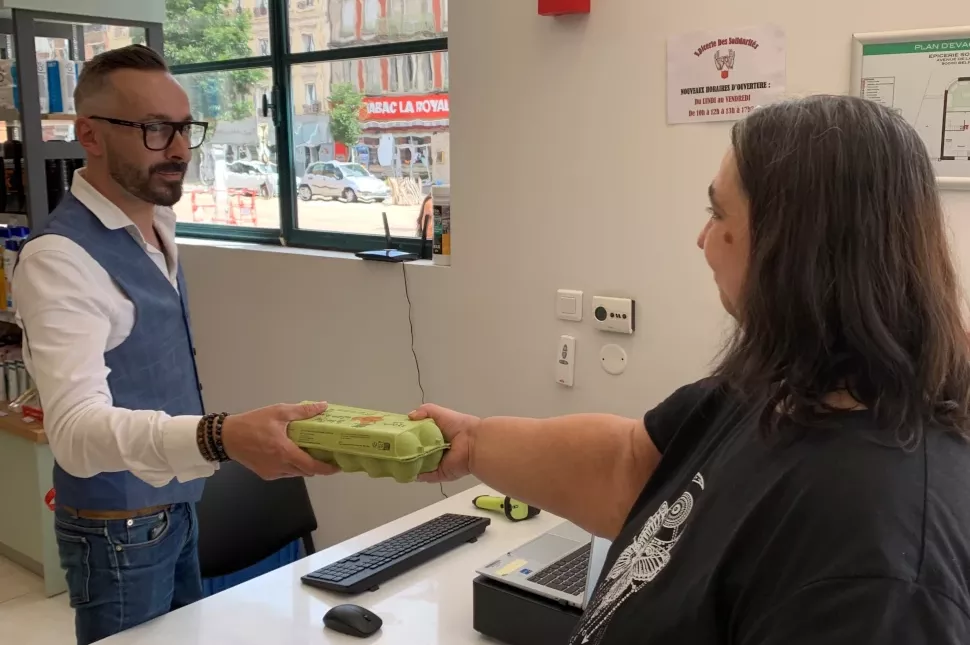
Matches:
[180,0,970,548]
[0,0,165,23]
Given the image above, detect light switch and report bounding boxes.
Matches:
[557,290,583,322]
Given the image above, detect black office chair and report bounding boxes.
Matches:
[195,461,318,578]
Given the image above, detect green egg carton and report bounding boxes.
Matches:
[286,404,449,483]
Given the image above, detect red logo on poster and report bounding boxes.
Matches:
[693,37,760,80]
[715,50,735,79]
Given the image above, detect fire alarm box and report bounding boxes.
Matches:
[539,0,590,15]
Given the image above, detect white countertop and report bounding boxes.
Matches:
[102,484,563,644]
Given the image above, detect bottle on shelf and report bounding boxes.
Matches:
[45,159,59,213]
[57,158,72,197]
[44,158,73,212]
[0,143,6,215]
[2,228,25,312]
[2,136,24,214]
[0,228,8,313]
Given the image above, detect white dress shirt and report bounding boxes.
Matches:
[12,170,215,488]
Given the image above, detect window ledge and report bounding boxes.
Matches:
[175,235,441,268]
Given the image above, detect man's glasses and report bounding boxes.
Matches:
[89,116,209,151]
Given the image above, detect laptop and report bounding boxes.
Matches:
[476,521,612,609]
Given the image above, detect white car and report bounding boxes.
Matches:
[297,161,389,203]
[224,160,278,198]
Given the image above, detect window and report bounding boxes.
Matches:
[91,43,106,55]
[339,0,356,39]
[418,53,433,92]
[171,0,449,252]
[296,0,445,52]
[170,68,278,229]
[333,60,354,85]
[165,2,270,62]
[389,59,401,92]
[292,57,448,238]
[364,58,382,94]
[403,55,416,91]
[363,0,380,35]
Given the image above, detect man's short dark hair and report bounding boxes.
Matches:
[74,44,169,113]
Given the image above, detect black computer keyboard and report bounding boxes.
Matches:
[301,513,491,594]
[528,541,591,596]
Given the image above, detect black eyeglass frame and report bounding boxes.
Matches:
[88,116,210,151]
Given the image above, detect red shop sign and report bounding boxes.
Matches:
[361,94,450,121]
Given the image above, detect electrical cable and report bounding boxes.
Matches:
[402,262,447,499]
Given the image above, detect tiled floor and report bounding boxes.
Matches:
[0,556,74,645]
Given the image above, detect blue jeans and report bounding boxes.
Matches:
[54,503,203,645]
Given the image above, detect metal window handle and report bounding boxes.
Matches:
[261,92,273,118]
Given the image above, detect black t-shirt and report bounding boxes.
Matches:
[569,379,970,645]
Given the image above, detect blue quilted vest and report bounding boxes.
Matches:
[21,193,205,510]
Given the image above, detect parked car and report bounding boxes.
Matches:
[297,161,389,203]
[224,160,278,198]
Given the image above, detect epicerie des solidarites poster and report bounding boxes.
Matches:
[667,25,787,124]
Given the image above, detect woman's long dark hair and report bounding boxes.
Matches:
[713,95,970,445]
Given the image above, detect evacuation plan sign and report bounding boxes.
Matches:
[858,37,970,180]
[667,25,786,124]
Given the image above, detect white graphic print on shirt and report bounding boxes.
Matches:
[571,472,706,645]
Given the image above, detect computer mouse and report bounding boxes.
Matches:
[323,604,383,638]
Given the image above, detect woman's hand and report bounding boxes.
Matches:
[409,404,481,483]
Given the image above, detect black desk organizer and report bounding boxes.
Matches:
[472,575,582,645]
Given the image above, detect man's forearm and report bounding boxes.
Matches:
[48,401,213,487]
[468,414,659,538]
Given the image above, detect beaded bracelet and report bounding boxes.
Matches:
[212,412,230,462]
[196,413,231,463]
[196,415,217,462]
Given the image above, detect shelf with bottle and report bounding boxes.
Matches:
[0,109,78,122]
[0,327,41,442]
[0,224,30,320]
[0,400,45,444]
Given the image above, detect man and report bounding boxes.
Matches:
[12,45,335,645]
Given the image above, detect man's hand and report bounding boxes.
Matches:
[221,401,338,479]
[409,404,481,483]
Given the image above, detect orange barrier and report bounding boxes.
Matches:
[188,188,259,225]
[190,189,217,223]
[228,188,258,226]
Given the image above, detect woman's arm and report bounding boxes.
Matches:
[413,406,661,539]
[472,414,660,538]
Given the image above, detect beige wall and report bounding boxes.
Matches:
[180,0,970,548]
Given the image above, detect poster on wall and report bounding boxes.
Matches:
[667,24,786,125]
[852,27,970,190]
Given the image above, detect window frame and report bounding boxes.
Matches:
[171,0,448,255]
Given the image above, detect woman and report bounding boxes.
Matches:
[411,96,970,644]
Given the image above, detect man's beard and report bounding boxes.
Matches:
[108,156,187,207]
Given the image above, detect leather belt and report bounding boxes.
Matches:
[58,504,172,521]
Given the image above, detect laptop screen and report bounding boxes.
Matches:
[583,537,611,609]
